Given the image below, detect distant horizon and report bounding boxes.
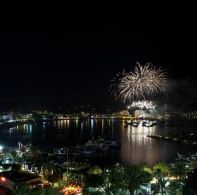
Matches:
[0,98,197,114]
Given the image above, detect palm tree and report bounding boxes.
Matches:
[86,166,104,189]
[152,162,170,195]
[169,161,190,194]
[168,180,183,195]
[170,161,189,180]
[43,187,61,195]
[17,184,31,195]
[140,163,153,194]
[124,165,152,195]
[104,164,127,194]
[183,168,197,195]
[87,166,103,176]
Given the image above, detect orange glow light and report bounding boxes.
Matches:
[0,177,6,182]
[61,184,82,195]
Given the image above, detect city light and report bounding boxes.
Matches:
[0,145,3,152]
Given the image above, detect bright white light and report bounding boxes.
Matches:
[127,100,156,111]
[0,145,3,151]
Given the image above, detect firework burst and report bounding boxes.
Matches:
[127,100,156,111]
[110,62,168,103]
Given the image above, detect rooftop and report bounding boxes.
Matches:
[0,170,40,183]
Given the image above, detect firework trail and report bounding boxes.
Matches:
[110,62,168,103]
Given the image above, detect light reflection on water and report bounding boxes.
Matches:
[0,119,196,165]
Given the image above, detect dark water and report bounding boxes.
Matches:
[0,119,196,165]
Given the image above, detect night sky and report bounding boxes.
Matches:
[0,19,197,111]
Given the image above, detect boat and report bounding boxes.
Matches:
[132,123,139,127]
[54,148,67,155]
[104,139,121,149]
[125,121,133,125]
[80,146,96,155]
[96,143,110,152]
